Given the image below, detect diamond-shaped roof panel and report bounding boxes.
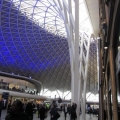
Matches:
[0,0,98,93]
[0,0,70,91]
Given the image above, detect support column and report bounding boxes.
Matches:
[82,36,91,120]
[106,76,110,120]
[98,38,104,120]
[71,0,80,120]
[99,80,104,120]
[109,48,118,120]
[78,34,84,120]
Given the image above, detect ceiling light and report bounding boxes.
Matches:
[104,42,108,49]
[118,42,120,49]
[97,37,100,40]
[104,47,108,49]
[102,68,105,73]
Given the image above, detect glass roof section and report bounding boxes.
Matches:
[12,0,92,36]
[0,0,71,91]
[0,0,97,93]
[12,0,67,36]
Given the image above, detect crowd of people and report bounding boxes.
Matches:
[0,83,37,95]
[47,102,77,120]
[61,103,77,120]
[86,105,99,115]
[0,98,78,120]
[0,98,49,120]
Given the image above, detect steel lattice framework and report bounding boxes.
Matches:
[0,0,71,91]
[0,0,98,110]
[0,1,98,119]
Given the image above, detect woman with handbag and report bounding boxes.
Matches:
[50,105,60,120]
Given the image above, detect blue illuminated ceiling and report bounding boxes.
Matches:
[0,0,98,93]
[0,0,71,91]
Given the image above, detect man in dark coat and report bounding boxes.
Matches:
[39,104,46,120]
[25,102,34,120]
[5,100,29,120]
[50,105,59,120]
[7,102,11,113]
[0,98,3,119]
[37,103,40,118]
[63,104,68,120]
[71,103,77,120]
[67,104,71,115]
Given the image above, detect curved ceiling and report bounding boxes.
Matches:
[0,0,71,91]
[0,0,98,93]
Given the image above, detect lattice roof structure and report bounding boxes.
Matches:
[0,0,98,93]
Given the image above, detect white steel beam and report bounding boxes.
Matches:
[78,32,84,120]
[73,0,80,117]
[82,35,91,120]
[53,1,96,120]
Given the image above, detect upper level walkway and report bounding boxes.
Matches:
[1,110,98,120]
[0,89,47,100]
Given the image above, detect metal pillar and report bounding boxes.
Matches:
[98,38,104,120]
[106,77,110,120]
[78,33,84,120]
[53,1,94,120]
[79,34,92,120]
[109,48,118,120]
[73,0,80,116]
[82,35,91,120]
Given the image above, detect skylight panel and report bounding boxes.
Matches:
[12,0,92,37]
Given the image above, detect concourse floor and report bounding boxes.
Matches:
[1,110,98,120]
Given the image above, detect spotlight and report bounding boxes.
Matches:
[104,42,108,49]
[102,68,105,73]
[97,37,100,40]
[118,42,120,49]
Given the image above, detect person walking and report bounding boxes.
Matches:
[50,105,60,120]
[63,104,67,120]
[25,102,34,120]
[37,103,40,118]
[7,102,11,113]
[39,104,46,120]
[0,98,3,120]
[5,100,29,120]
[71,103,77,120]
[67,104,71,115]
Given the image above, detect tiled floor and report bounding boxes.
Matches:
[1,110,98,120]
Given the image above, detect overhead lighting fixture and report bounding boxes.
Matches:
[118,42,120,49]
[104,42,108,49]
[102,68,105,73]
[118,45,120,50]
[97,37,100,40]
